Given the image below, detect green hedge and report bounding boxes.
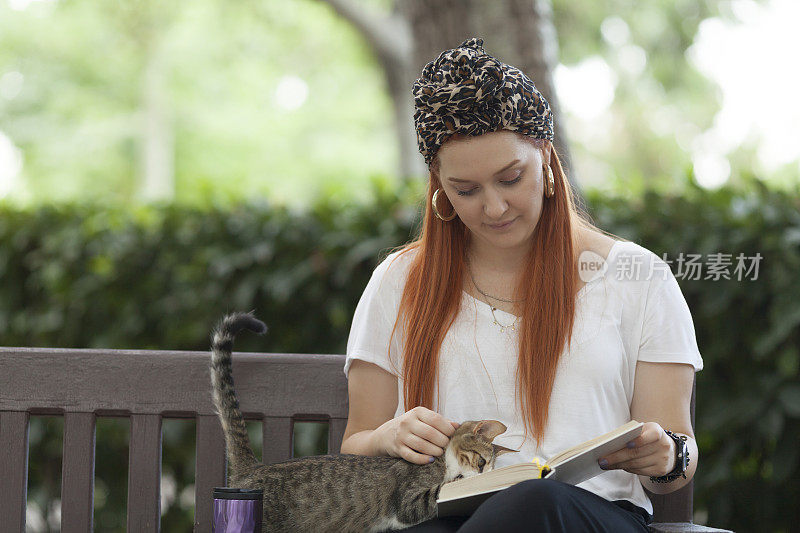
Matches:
[0,183,419,354]
[3,178,798,531]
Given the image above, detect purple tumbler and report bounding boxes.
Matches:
[212,487,263,533]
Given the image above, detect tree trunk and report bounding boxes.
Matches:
[397,0,576,191]
[318,0,577,194]
[140,46,174,202]
[117,0,176,202]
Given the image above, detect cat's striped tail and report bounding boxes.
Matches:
[210,312,267,477]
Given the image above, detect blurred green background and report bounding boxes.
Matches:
[2,0,798,531]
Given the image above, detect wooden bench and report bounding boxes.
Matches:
[0,347,730,532]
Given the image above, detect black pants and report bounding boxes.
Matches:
[403,479,652,532]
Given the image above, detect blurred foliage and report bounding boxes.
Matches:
[553,0,721,192]
[0,0,395,206]
[2,0,790,208]
[0,177,420,352]
[7,177,800,531]
[93,418,130,531]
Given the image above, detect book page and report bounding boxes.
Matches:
[436,420,644,517]
[547,420,642,466]
[544,422,643,486]
[437,462,547,503]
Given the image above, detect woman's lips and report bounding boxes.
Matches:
[487,217,517,230]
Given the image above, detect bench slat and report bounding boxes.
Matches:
[263,417,292,464]
[194,415,226,532]
[329,417,347,455]
[61,413,96,532]
[648,481,694,523]
[0,411,29,532]
[127,414,162,532]
[0,348,348,418]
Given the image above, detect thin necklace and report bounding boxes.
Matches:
[489,307,519,334]
[465,260,523,333]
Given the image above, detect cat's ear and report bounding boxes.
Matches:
[492,444,518,457]
[472,420,507,440]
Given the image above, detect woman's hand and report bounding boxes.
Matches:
[371,406,460,465]
[597,422,677,476]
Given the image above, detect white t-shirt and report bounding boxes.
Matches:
[344,239,703,515]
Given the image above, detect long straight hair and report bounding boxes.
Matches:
[390,134,597,446]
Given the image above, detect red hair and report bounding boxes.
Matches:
[390,134,598,447]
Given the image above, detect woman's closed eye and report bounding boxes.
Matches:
[456,174,523,197]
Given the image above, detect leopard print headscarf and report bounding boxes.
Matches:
[412,37,554,168]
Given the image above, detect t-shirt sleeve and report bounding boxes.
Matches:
[344,253,407,378]
[637,262,704,371]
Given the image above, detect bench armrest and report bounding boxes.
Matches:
[648,523,733,533]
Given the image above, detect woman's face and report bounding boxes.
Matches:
[436,130,549,256]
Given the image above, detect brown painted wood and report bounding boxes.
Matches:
[194,415,226,532]
[329,418,347,455]
[263,417,292,464]
[0,348,348,418]
[0,410,29,532]
[61,413,96,532]
[127,414,162,532]
[649,482,694,524]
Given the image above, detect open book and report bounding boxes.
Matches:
[437,420,644,517]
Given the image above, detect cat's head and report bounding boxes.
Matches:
[442,420,517,482]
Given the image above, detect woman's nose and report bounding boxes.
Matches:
[484,189,508,219]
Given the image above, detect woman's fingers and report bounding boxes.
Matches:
[414,407,458,437]
[610,456,659,472]
[413,420,451,449]
[600,433,675,476]
[599,422,676,475]
[388,407,461,464]
[398,444,436,465]
[403,433,445,457]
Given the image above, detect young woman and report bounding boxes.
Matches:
[340,38,702,532]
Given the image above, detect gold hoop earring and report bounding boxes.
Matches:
[432,188,457,221]
[543,164,555,198]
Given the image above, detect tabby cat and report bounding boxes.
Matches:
[210,312,513,532]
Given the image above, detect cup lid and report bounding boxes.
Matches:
[213,487,263,500]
